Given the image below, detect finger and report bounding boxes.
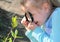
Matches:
[21,17,28,27]
[27,22,37,30]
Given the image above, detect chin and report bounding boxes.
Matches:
[38,22,43,26]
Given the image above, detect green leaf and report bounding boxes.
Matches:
[15,29,18,38]
[9,38,12,42]
[11,16,18,28]
[16,36,23,38]
[11,31,15,38]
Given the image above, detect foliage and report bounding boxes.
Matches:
[8,38,12,42]
[11,29,23,38]
[11,16,18,28]
[0,16,23,42]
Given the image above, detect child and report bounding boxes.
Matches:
[21,0,60,42]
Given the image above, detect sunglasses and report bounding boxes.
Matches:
[25,11,34,22]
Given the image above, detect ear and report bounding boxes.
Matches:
[42,3,49,11]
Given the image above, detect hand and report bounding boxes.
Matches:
[27,22,38,30]
[21,17,29,30]
[21,17,38,30]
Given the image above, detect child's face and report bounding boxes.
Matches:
[21,2,50,26]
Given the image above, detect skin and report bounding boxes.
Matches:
[21,1,51,30]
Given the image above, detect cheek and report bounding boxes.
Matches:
[33,14,46,25]
[33,15,41,21]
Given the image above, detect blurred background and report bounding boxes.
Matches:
[0,0,30,42]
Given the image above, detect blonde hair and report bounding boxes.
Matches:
[20,0,52,8]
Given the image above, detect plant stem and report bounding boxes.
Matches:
[13,38,16,42]
[5,28,12,42]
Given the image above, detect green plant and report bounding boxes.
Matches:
[11,16,18,28]
[11,29,23,42]
[8,38,12,42]
[2,16,23,42]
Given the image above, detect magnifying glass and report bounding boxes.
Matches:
[25,11,34,22]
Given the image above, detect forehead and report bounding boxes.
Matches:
[25,4,40,14]
[21,0,43,15]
